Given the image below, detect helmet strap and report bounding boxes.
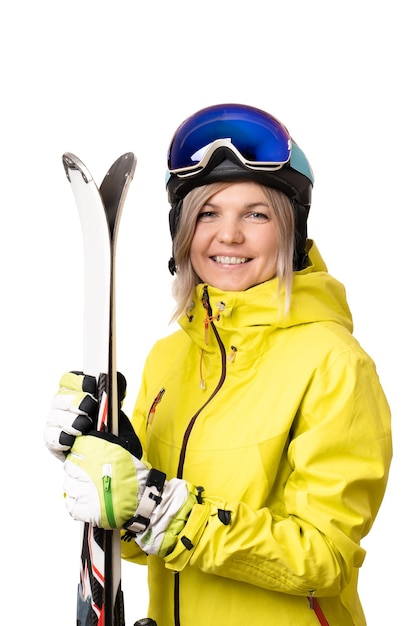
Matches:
[168,199,183,274]
[293,199,309,271]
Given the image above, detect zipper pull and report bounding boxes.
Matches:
[202,285,210,311]
[204,314,209,344]
[227,346,237,362]
[202,285,211,345]
[102,463,112,488]
[147,388,165,426]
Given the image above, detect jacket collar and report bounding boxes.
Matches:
[178,241,353,347]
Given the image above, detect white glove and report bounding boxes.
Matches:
[64,431,198,557]
[44,372,98,461]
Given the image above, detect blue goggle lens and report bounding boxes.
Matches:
[168,104,292,174]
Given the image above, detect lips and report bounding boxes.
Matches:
[212,256,250,265]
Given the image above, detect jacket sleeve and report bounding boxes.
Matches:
[163,348,392,597]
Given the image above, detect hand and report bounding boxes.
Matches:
[64,431,198,557]
[44,371,127,461]
[44,372,98,461]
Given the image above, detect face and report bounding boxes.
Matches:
[190,182,280,291]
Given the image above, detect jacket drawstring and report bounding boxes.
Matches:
[199,350,206,390]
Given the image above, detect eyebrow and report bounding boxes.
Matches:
[204,200,270,209]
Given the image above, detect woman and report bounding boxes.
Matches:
[45,104,392,625]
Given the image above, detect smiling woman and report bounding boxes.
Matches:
[45,103,392,626]
[175,181,294,304]
[191,182,281,290]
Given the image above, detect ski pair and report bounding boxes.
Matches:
[63,152,156,626]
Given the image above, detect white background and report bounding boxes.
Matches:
[1,1,414,624]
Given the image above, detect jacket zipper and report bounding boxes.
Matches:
[102,463,117,528]
[308,593,330,625]
[172,288,331,626]
[174,286,228,626]
[176,285,227,480]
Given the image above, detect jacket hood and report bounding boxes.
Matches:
[178,241,353,345]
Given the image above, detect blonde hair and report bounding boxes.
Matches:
[171,182,295,319]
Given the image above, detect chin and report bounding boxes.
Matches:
[209,279,255,291]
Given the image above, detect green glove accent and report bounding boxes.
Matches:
[64,432,150,529]
[146,491,198,557]
[63,428,200,557]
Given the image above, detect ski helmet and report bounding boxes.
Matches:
[166,103,314,273]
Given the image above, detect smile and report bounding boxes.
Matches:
[212,256,250,265]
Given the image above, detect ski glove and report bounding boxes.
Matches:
[44,371,126,461]
[64,431,199,557]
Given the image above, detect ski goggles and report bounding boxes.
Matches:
[167,103,292,178]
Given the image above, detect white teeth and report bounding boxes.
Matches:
[213,256,248,265]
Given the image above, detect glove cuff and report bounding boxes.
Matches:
[123,468,166,533]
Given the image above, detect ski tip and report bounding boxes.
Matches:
[123,152,137,178]
[104,152,137,182]
[62,152,93,184]
[120,152,137,179]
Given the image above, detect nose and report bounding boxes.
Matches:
[216,216,244,244]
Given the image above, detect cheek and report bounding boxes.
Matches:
[189,234,204,271]
[263,232,280,262]
[260,241,280,278]
[189,237,199,263]
[190,225,209,257]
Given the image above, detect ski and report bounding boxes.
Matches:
[62,151,137,626]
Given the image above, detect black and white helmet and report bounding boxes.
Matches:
[166,103,314,273]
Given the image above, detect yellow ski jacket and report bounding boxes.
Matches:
[122,242,392,626]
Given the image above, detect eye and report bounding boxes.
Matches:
[196,210,217,221]
[247,211,269,221]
